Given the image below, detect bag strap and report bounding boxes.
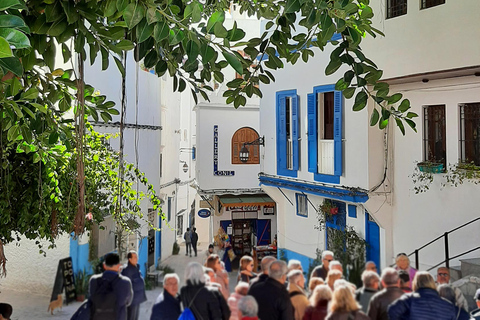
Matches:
[289,291,303,298]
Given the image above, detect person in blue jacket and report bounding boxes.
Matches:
[151,273,181,320]
[122,251,147,320]
[388,271,457,320]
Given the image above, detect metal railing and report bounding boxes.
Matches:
[406,216,480,271]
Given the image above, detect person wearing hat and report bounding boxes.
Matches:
[471,289,480,320]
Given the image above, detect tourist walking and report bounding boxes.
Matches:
[180,262,226,320]
[367,268,404,320]
[151,273,181,320]
[311,251,334,280]
[121,251,147,320]
[388,271,456,320]
[355,270,379,313]
[184,228,192,257]
[191,227,199,257]
[89,253,133,320]
[326,285,370,320]
[303,285,332,320]
[288,270,309,320]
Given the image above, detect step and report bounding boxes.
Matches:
[460,258,480,277]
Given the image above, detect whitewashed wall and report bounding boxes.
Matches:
[2,235,70,295]
[363,1,480,79]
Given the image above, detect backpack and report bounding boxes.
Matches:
[90,275,119,320]
[179,288,202,320]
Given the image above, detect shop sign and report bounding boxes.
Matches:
[228,205,258,211]
[198,208,211,218]
[213,125,235,176]
[263,206,275,215]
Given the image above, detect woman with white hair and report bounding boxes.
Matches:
[303,284,332,320]
[180,262,227,320]
[325,285,369,320]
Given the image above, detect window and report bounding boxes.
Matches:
[296,194,308,217]
[460,103,480,166]
[232,127,260,164]
[307,85,343,184]
[421,0,445,9]
[177,215,183,236]
[387,0,407,19]
[276,90,299,177]
[423,105,446,167]
[167,197,172,221]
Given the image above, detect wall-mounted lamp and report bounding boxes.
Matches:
[239,136,265,163]
[180,160,188,173]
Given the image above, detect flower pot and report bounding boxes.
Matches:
[417,162,444,173]
[330,207,338,215]
[76,294,85,302]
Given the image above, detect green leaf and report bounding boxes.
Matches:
[124,3,145,29]
[398,99,411,112]
[154,22,169,41]
[144,49,157,68]
[379,119,388,129]
[116,39,135,51]
[405,119,417,132]
[22,87,39,100]
[146,7,159,24]
[116,0,128,12]
[0,56,23,76]
[168,28,184,46]
[370,108,379,126]
[222,51,242,75]
[105,0,117,17]
[7,125,19,142]
[388,93,403,104]
[49,132,59,144]
[285,0,300,13]
[0,28,30,49]
[406,112,418,118]
[93,154,99,162]
[61,43,71,63]
[46,19,68,37]
[206,11,225,34]
[0,36,12,58]
[335,79,348,91]
[353,91,368,111]
[186,40,199,61]
[325,59,342,75]
[0,0,21,11]
[31,103,47,114]
[136,19,154,43]
[45,2,63,22]
[114,56,125,77]
[395,118,405,135]
[214,23,228,38]
[101,112,112,122]
[0,15,28,30]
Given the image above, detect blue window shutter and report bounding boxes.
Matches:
[348,204,357,218]
[278,96,287,171]
[333,90,343,176]
[292,95,299,170]
[307,93,317,173]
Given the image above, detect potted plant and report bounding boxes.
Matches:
[417,161,444,173]
[75,269,90,301]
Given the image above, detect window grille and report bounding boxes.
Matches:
[387,0,407,19]
[423,105,446,167]
[460,103,480,166]
[421,0,445,9]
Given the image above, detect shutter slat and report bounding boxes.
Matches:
[292,95,299,170]
[333,90,343,176]
[307,93,317,173]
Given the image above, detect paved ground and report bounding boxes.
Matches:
[0,242,237,320]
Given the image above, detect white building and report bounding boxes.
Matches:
[258,0,480,286]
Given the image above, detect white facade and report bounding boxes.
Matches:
[259,0,480,276]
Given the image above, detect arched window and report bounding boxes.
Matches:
[232,127,260,164]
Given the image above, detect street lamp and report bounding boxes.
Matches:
[239,136,265,163]
[183,162,188,173]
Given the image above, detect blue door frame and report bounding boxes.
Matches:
[365,212,380,269]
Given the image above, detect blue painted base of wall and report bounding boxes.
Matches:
[70,236,93,276]
[278,248,319,276]
[138,237,148,277]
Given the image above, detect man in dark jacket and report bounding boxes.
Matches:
[356,270,380,313]
[250,256,276,288]
[191,227,199,257]
[89,253,133,320]
[248,260,294,320]
[310,251,333,280]
[367,267,404,320]
[151,273,181,320]
[121,251,147,320]
[388,271,456,320]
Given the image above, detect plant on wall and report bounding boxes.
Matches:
[316,204,366,286]
[411,161,480,194]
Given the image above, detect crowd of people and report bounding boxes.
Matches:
[73,248,480,320]
[149,250,480,320]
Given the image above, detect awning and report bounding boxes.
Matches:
[219,195,275,207]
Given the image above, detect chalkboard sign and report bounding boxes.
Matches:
[50,257,77,304]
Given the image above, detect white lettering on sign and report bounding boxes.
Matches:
[213,125,235,176]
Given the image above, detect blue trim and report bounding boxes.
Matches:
[276,90,298,178]
[295,193,308,217]
[138,237,149,277]
[69,236,93,276]
[365,212,381,270]
[259,175,368,203]
[310,84,343,184]
[348,204,357,218]
[278,248,316,273]
[155,216,162,268]
[192,146,196,160]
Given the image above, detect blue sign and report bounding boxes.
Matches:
[213,125,235,176]
[198,209,211,218]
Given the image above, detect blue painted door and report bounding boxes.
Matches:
[155,215,162,267]
[256,220,271,245]
[365,212,380,269]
